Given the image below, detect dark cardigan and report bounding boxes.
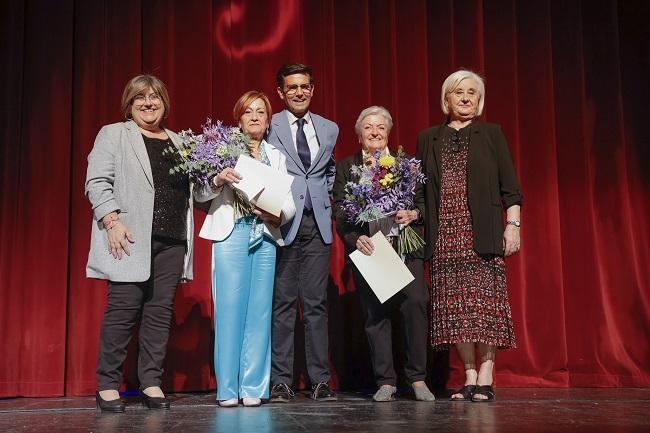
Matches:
[416,121,523,259]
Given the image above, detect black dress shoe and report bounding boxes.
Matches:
[96,391,125,413]
[141,393,171,409]
[311,382,337,401]
[269,383,294,403]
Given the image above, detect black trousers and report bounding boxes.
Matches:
[271,211,331,386]
[353,257,429,387]
[96,237,185,391]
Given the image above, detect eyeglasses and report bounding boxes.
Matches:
[133,93,161,105]
[283,83,313,96]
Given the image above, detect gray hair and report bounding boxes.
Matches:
[354,105,393,137]
[440,69,485,116]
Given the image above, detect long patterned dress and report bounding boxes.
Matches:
[430,125,516,349]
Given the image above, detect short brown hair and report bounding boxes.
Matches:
[275,63,313,88]
[121,74,171,119]
[232,90,272,123]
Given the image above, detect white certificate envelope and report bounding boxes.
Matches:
[233,154,294,217]
[349,232,415,303]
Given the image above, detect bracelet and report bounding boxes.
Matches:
[506,220,521,228]
[104,220,120,230]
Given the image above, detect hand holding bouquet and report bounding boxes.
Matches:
[163,118,252,217]
[163,118,250,186]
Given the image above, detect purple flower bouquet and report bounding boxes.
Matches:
[163,118,250,187]
[342,146,426,255]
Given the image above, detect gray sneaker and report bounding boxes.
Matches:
[372,385,397,402]
[412,383,435,401]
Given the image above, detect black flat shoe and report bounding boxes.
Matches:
[141,393,171,410]
[96,391,125,413]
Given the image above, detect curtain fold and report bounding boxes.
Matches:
[0,0,648,396]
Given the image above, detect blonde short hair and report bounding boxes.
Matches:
[121,74,170,120]
[440,69,485,116]
[354,105,393,137]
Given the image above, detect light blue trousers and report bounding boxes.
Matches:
[212,219,276,400]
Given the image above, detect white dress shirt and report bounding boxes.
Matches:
[286,110,319,162]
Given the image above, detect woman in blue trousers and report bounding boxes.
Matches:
[196,91,295,407]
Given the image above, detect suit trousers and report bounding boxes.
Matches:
[212,219,275,400]
[96,236,185,391]
[353,257,429,387]
[272,211,331,386]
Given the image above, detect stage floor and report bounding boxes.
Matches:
[0,388,648,433]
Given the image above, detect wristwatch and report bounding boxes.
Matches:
[506,220,521,228]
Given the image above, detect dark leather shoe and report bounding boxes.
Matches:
[311,382,337,401]
[96,391,125,413]
[141,393,171,410]
[269,383,294,403]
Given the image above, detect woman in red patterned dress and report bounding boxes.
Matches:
[416,70,522,402]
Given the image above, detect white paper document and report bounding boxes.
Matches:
[349,232,415,303]
[233,154,294,217]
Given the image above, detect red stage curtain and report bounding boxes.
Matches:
[1,0,648,397]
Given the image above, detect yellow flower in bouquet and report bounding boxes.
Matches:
[216,146,229,157]
[378,154,395,168]
[379,172,395,187]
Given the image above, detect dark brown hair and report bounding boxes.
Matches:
[275,63,313,88]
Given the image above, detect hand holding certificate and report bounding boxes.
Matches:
[349,232,415,303]
[233,154,294,217]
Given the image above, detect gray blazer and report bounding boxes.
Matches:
[267,110,338,245]
[85,120,194,282]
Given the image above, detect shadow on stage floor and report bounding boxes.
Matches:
[1,388,648,433]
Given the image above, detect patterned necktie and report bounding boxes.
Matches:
[296,118,312,210]
[296,118,311,171]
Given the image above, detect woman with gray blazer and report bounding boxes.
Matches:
[85,75,194,412]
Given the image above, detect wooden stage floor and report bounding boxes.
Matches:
[0,388,648,433]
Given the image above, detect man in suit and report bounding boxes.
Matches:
[267,63,338,402]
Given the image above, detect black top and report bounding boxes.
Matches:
[143,134,190,241]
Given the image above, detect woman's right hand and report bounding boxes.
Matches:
[356,235,375,256]
[103,214,134,260]
[214,167,242,188]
